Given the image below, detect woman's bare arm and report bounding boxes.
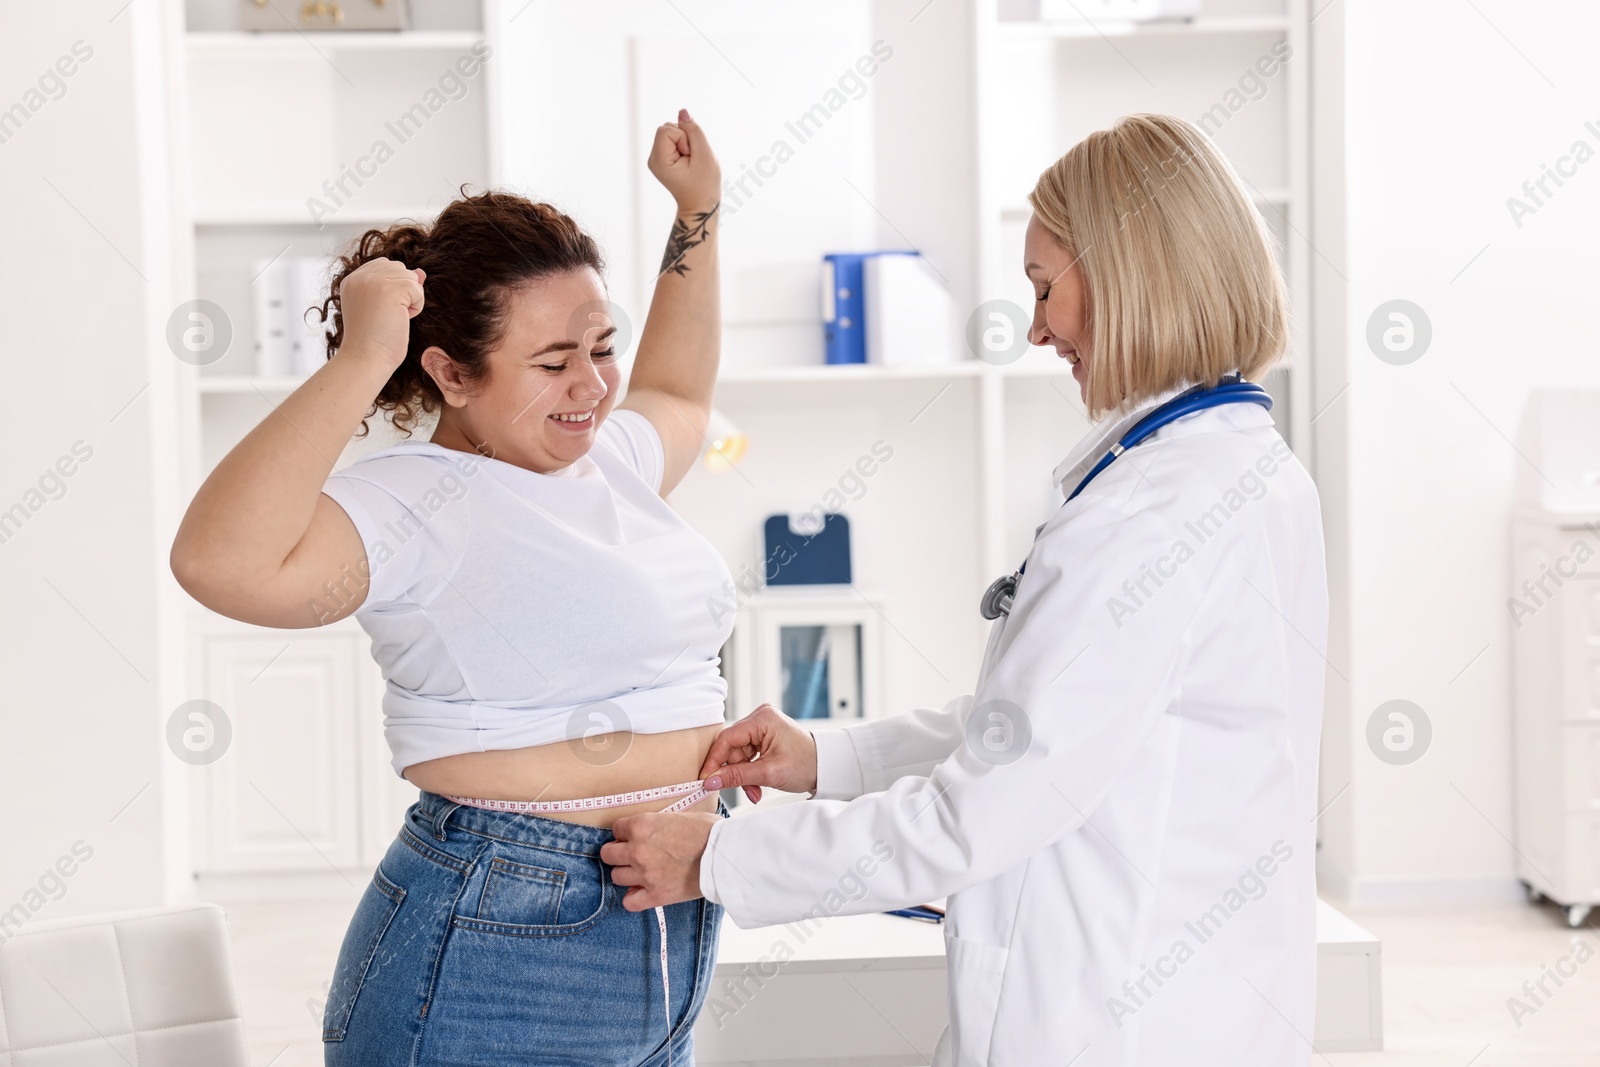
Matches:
[169,260,424,628]
[620,110,722,496]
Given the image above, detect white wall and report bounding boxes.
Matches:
[1315,0,1600,902]
[495,0,881,373]
[0,0,183,920]
[869,0,980,313]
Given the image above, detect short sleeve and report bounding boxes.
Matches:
[595,408,666,492]
[320,452,474,610]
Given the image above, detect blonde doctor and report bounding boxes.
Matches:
[603,113,1329,1067]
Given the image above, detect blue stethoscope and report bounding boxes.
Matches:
[979,373,1273,620]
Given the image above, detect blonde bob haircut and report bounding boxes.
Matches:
[1027,113,1288,420]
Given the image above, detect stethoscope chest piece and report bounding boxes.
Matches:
[980,571,1019,620]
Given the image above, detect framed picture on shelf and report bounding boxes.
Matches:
[723,588,885,730]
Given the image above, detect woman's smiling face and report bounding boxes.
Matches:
[427,268,623,472]
[1023,213,1089,400]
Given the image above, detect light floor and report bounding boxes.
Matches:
[225,894,1600,1067]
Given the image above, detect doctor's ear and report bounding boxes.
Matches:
[420,346,475,407]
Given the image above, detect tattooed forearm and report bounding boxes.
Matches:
[658,204,719,277]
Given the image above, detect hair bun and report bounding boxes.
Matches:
[318,190,603,439]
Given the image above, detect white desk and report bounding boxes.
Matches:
[693,898,1381,1066]
[1312,898,1386,1053]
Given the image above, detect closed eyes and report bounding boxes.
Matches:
[539,348,616,373]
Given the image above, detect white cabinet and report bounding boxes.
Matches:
[189,615,415,896]
[1510,390,1600,927]
[1511,520,1600,925]
[196,627,361,874]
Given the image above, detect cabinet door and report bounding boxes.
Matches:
[198,632,363,873]
[1565,814,1600,902]
[1562,577,1600,723]
[1565,724,1600,813]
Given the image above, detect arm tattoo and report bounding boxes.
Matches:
[658,204,719,277]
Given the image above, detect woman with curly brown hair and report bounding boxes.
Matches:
[172,111,729,1065]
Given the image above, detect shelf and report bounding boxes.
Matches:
[716,360,1075,385]
[206,367,985,392]
[186,31,484,52]
[717,363,985,385]
[194,206,442,227]
[198,376,307,395]
[198,361,1076,396]
[995,15,1289,39]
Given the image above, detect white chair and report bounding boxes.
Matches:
[0,902,248,1066]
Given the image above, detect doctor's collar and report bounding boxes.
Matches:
[1047,374,1250,492]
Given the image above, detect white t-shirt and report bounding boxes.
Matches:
[320,409,734,776]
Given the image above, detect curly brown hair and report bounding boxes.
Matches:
[316,187,605,437]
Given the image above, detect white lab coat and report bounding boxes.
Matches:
[700,383,1329,1066]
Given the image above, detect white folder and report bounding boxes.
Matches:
[864,252,959,367]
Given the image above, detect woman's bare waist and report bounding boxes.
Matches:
[402,723,722,828]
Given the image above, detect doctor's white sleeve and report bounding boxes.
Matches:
[700,486,1214,925]
[811,699,971,801]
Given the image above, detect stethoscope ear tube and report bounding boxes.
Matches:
[1064,379,1271,503]
[979,377,1272,619]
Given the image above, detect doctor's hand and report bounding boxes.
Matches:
[603,811,719,911]
[698,704,819,805]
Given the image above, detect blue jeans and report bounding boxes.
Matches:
[323,791,723,1066]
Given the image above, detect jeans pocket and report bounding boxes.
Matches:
[323,865,406,1042]
[452,849,610,937]
[476,856,565,926]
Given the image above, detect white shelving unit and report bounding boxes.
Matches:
[966,0,1305,435]
[166,0,503,896]
[971,0,1312,581]
[158,0,1318,894]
